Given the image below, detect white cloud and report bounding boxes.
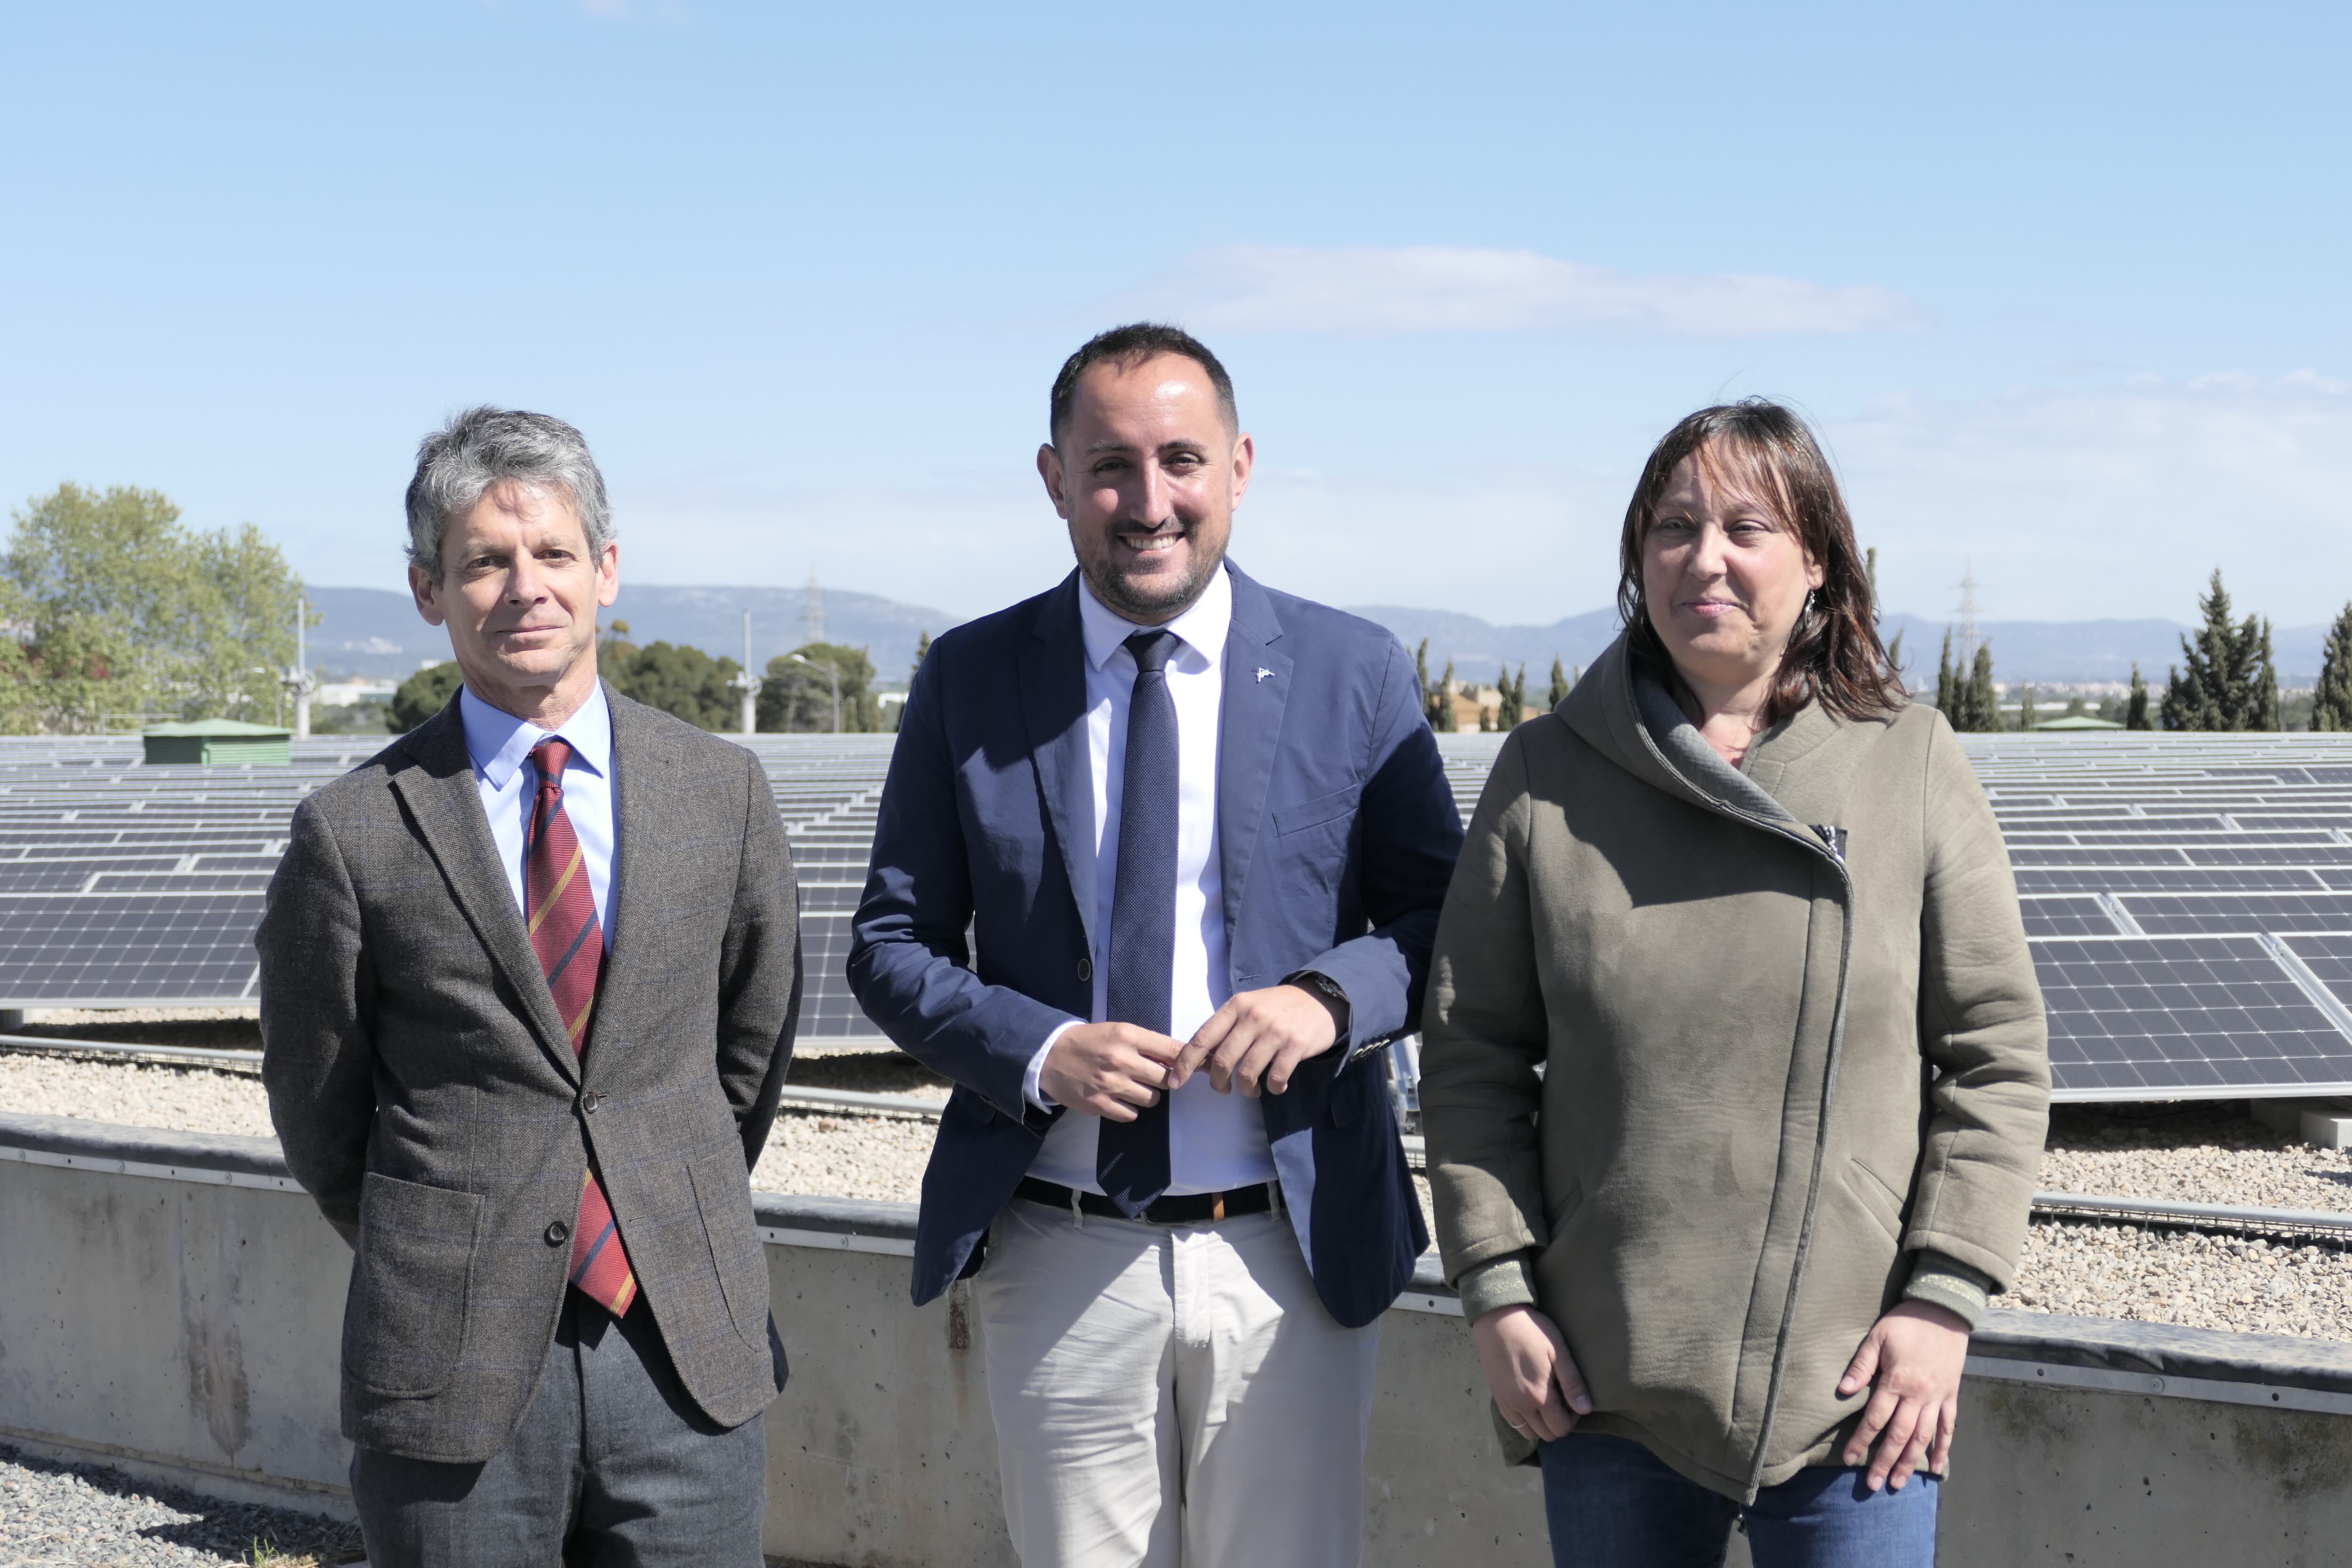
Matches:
[1118,245,1923,339]
[1829,370,2352,625]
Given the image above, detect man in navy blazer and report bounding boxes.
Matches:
[850,323,1463,1566]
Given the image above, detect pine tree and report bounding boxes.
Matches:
[2126,664,2151,730]
[1548,656,1571,710]
[1933,630,1956,715]
[2314,606,2352,731]
[2018,684,2038,731]
[2164,570,2270,730]
[1432,659,1457,732]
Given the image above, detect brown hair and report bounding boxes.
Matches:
[1615,399,1905,726]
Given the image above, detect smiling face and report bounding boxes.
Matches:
[409,479,620,724]
[1037,353,1252,624]
[1640,446,1825,703]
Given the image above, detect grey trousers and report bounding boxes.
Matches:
[350,1289,767,1568]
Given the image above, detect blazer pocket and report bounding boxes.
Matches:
[345,1172,482,1399]
[1273,784,1361,838]
[687,1148,770,1347]
[1843,1156,1908,1244]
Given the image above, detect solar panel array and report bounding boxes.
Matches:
[13,725,2352,1102]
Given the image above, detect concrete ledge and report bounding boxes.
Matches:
[12,1114,2352,1565]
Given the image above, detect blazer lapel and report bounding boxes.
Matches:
[386,697,580,1085]
[588,684,681,1064]
[1018,572,1099,955]
[1217,565,1291,945]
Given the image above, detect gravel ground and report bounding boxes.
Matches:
[19,1046,2352,1338]
[0,1442,360,1567]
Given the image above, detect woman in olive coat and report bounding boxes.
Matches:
[1420,400,2050,1567]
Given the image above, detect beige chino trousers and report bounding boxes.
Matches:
[974,1196,1381,1568]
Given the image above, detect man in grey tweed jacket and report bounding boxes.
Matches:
[258,407,800,1567]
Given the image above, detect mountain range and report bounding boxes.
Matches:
[304,585,2331,688]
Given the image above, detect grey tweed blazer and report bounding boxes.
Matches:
[257,685,801,1464]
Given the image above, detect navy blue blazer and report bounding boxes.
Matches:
[848,563,1463,1328]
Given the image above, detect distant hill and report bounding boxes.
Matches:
[1351,606,2336,688]
[304,583,2330,689]
[302,584,957,681]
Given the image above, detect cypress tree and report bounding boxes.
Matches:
[2018,684,2037,731]
[2126,664,2151,730]
[1432,659,1457,732]
[1548,656,1571,710]
[1933,630,1956,715]
[1963,643,1997,732]
[2252,619,2280,732]
[1415,639,1437,730]
[2313,605,2352,731]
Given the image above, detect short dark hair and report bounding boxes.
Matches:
[1616,398,1906,725]
[1048,322,1238,446]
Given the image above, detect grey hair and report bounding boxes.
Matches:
[404,406,614,578]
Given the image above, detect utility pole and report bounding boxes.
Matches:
[729,609,761,736]
[281,596,317,739]
[1955,561,1982,666]
[790,652,841,734]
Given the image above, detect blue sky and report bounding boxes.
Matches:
[3,1,2347,628]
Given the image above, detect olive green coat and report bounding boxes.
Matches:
[1420,635,2050,1500]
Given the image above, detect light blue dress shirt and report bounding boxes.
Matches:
[459,682,617,951]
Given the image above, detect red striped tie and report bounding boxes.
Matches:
[526,738,637,1318]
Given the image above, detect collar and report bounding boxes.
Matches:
[459,679,615,791]
[1076,560,1233,674]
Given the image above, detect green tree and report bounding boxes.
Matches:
[1415,639,1438,729]
[2251,619,2280,731]
[2313,606,2352,732]
[1547,656,1571,710]
[5,483,301,732]
[2018,684,2037,731]
[2162,570,2270,731]
[1948,642,1997,732]
[1430,658,1457,732]
[760,641,879,732]
[2126,664,2152,730]
[608,640,744,731]
[1932,630,1956,715]
[390,661,463,732]
[892,629,932,733]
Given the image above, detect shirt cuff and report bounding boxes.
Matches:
[1455,1251,1540,1322]
[1025,1019,1085,1112]
[1903,1250,1995,1330]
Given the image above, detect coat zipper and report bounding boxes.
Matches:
[1628,724,1858,1500]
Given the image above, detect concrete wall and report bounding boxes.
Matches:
[8,1111,2352,1567]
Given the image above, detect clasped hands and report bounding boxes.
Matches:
[1038,982,1343,1119]
[1471,1297,1968,1492]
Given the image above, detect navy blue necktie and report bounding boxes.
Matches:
[1096,629,1180,1216]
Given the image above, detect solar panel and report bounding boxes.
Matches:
[2119,893,2352,935]
[2019,895,2127,937]
[2032,934,2352,1099]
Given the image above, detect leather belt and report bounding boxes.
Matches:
[1017,1176,1276,1226]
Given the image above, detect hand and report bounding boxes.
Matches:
[1471,1305,1593,1443]
[1837,1300,1969,1491]
[1039,1022,1182,1121]
[1168,982,1342,1097]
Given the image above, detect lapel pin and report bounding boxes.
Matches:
[1255,667,1273,683]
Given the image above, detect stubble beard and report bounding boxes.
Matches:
[1082,530,1228,623]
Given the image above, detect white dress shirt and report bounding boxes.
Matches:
[1022,566,1276,1196]
[460,681,617,950]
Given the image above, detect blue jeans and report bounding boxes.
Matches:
[1540,1432,1938,1568]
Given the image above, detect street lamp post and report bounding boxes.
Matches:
[727,610,762,736]
[279,596,317,739]
[788,653,841,734]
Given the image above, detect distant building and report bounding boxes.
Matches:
[1449,682,1537,731]
[317,677,398,708]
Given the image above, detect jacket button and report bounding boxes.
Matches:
[546,1220,570,1245]
[1077,957,1092,982]
[582,1091,601,1114]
